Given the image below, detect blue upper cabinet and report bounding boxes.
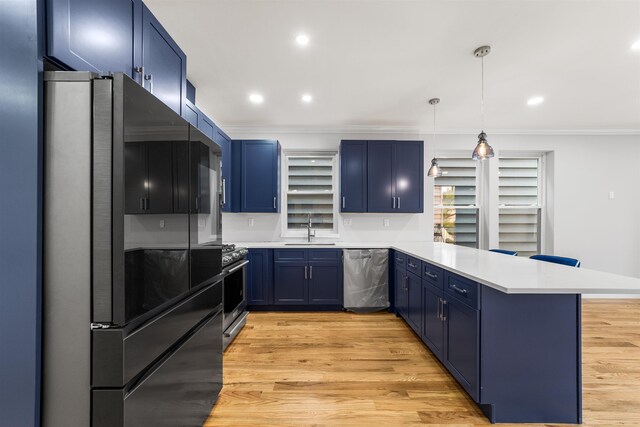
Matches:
[343,140,423,213]
[47,0,142,78]
[183,100,198,126]
[141,4,187,115]
[394,141,424,213]
[367,141,395,212]
[197,113,215,141]
[240,140,280,213]
[215,130,240,212]
[46,0,186,116]
[340,141,368,212]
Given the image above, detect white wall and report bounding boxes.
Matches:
[223,130,640,279]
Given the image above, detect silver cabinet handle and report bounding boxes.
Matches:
[404,275,409,290]
[342,196,345,209]
[408,262,417,269]
[144,74,153,93]
[139,198,145,211]
[450,284,468,296]
[437,297,442,320]
[310,266,313,279]
[304,266,308,279]
[222,179,226,205]
[425,271,438,280]
[442,300,447,321]
[397,197,400,209]
[134,66,144,85]
[144,198,149,210]
[392,197,396,209]
[195,196,199,211]
[273,196,277,209]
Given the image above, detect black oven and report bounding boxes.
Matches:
[221,245,249,349]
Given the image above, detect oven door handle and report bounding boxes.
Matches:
[224,260,250,274]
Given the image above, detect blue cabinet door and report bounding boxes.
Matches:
[198,113,215,141]
[340,141,367,212]
[218,132,240,212]
[47,0,142,78]
[183,100,198,126]
[367,141,395,212]
[247,249,273,306]
[274,262,308,304]
[422,282,445,360]
[395,269,408,317]
[241,140,280,212]
[141,4,186,115]
[308,262,343,305]
[406,272,422,335]
[444,297,480,401]
[393,141,423,213]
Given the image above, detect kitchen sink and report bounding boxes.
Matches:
[284,242,337,246]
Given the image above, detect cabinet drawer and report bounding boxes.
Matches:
[423,263,444,289]
[406,256,422,276]
[394,251,407,270]
[274,249,307,261]
[444,272,479,309]
[308,249,342,262]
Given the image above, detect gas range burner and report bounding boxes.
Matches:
[222,244,236,253]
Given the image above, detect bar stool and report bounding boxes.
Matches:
[530,254,581,268]
[489,249,518,256]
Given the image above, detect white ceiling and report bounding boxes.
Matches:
[145,0,640,132]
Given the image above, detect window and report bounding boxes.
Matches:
[433,158,479,248]
[285,153,337,233]
[498,157,542,257]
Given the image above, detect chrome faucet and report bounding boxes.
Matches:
[307,214,315,243]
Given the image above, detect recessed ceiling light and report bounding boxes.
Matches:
[301,94,313,103]
[295,34,310,47]
[631,40,640,50]
[248,93,264,104]
[527,96,544,106]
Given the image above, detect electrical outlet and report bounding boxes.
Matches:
[383,218,390,227]
[248,218,255,227]
[609,191,615,200]
[159,220,165,228]
[343,218,352,226]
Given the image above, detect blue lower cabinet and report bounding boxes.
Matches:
[274,262,308,304]
[443,296,480,402]
[395,269,408,317]
[247,249,273,306]
[422,282,445,360]
[308,262,343,305]
[406,272,422,335]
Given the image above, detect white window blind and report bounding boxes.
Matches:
[498,157,541,257]
[433,158,479,248]
[286,154,336,231]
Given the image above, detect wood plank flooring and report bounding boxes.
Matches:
[205,300,640,426]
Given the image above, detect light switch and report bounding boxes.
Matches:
[609,191,615,200]
[159,220,165,228]
[383,218,390,227]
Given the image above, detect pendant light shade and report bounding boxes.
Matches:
[427,97,441,177]
[427,158,442,177]
[471,131,494,160]
[472,46,495,161]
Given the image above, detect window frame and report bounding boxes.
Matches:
[432,153,481,249]
[281,150,339,238]
[496,152,547,255]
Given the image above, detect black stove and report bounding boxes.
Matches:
[222,244,248,267]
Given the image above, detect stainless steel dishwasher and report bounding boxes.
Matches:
[343,249,389,312]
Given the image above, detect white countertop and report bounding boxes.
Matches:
[232,241,640,295]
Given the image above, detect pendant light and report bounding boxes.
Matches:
[427,98,442,178]
[471,45,495,161]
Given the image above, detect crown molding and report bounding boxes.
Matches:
[221,125,640,137]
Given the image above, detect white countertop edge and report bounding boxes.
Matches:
[230,241,640,295]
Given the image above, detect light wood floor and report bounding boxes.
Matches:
[205,300,640,426]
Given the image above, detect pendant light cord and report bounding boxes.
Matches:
[481,56,485,130]
[433,102,436,143]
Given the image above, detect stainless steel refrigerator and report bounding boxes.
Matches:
[42,71,224,426]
